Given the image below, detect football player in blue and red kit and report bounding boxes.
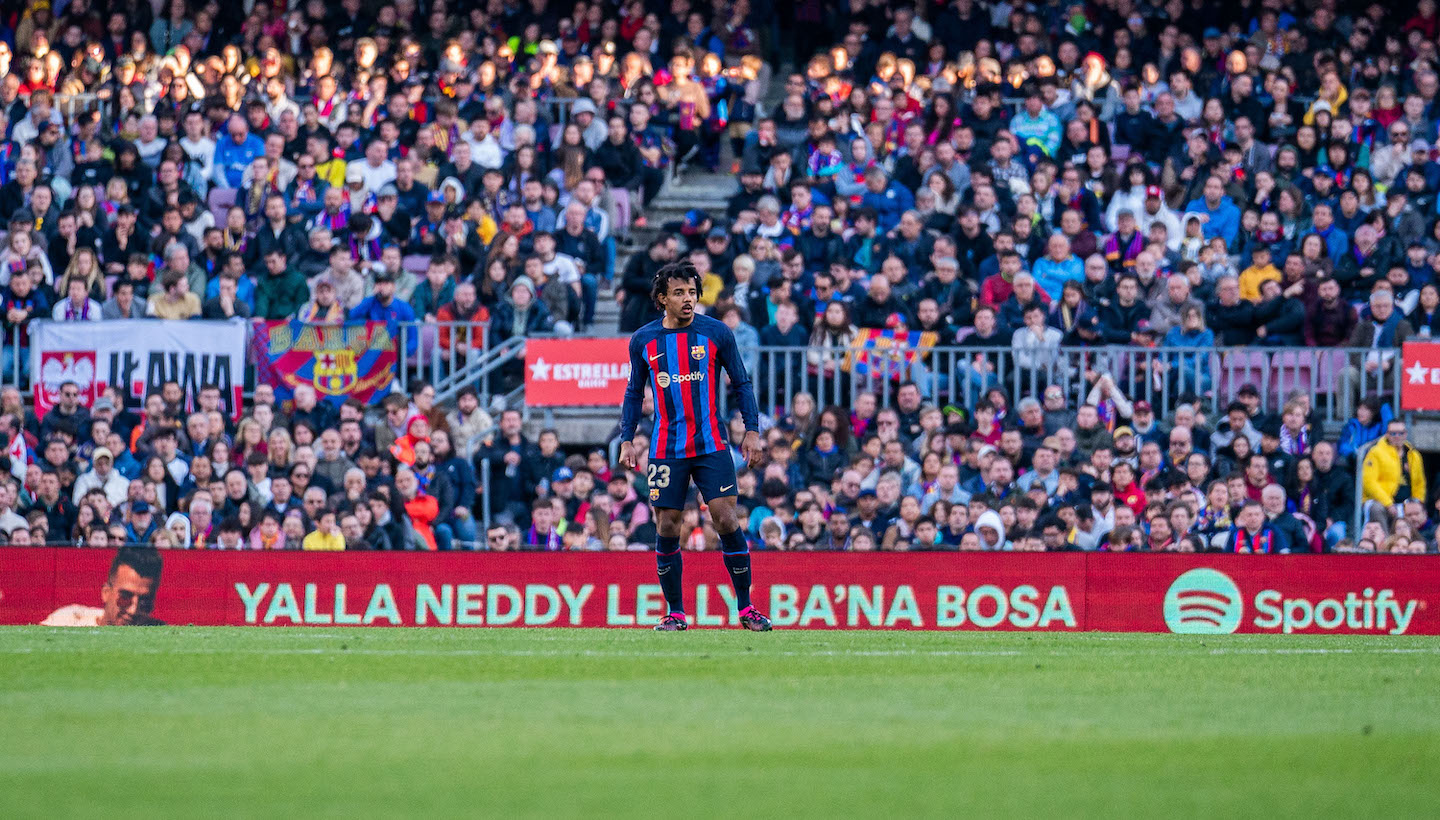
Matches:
[618,261,771,631]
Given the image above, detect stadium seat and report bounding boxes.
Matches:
[208,188,237,225]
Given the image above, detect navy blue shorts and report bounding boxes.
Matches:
[647,450,738,509]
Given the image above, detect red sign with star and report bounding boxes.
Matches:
[1401,342,1440,411]
[524,337,633,407]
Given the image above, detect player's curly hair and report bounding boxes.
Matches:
[651,260,704,310]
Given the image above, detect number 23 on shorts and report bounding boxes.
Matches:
[646,463,672,504]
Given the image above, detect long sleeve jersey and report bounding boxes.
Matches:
[619,313,759,459]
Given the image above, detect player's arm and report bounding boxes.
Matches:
[618,333,648,469]
[716,322,762,465]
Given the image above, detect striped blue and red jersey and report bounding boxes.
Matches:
[619,313,759,460]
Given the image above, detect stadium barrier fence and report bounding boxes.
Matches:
[734,344,1404,431]
[6,547,1434,633]
[32,326,1409,433]
[2,322,1415,534]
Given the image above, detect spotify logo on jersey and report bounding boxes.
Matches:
[1163,568,1244,634]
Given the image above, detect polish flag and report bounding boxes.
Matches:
[6,432,26,480]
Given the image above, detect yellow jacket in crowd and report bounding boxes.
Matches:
[302,529,346,551]
[1361,438,1426,508]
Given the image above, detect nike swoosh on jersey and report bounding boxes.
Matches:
[649,353,663,361]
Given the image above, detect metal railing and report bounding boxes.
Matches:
[395,320,493,401]
[3,325,24,390]
[5,329,1411,427]
[1353,438,1377,540]
[4,319,513,403]
[731,344,1406,430]
[55,92,106,127]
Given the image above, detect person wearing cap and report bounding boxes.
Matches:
[491,275,560,344]
[341,163,369,211]
[120,498,157,544]
[1403,140,1440,194]
[1133,184,1181,249]
[1111,424,1139,464]
[562,98,607,152]
[348,268,417,325]
[549,465,576,509]
[407,191,450,257]
[1128,400,1165,447]
[72,447,131,507]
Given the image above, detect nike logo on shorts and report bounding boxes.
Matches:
[720,485,734,492]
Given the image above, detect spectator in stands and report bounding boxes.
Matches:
[1361,420,1426,530]
[1340,290,1413,408]
[2,0,1437,557]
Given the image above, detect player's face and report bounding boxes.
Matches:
[101,565,156,626]
[661,279,697,322]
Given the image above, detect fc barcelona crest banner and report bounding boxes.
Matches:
[252,321,398,407]
[844,329,938,379]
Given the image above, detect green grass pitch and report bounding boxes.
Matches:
[2,627,1438,818]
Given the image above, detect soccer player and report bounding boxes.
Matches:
[618,261,771,631]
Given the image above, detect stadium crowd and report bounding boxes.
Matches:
[599,0,1440,555]
[0,0,1439,555]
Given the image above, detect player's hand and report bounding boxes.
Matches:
[741,430,762,467]
[619,440,638,470]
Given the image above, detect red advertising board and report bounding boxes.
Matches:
[1401,341,1440,411]
[523,337,631,406]
[4,549,1437,635]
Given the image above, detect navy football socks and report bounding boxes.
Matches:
[656,535,684,615]
[719,529,752,611]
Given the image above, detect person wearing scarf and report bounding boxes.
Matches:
[346,214,383,265]
[1224,501,1278,553]
[51,277,101,321]
[311,194,351,237]
[1279,405,1311,457]
[1102,211,1146,271]
[248,510,286,550]
[524,498,563,551]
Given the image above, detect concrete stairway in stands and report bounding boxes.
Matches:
[588,169,738,338]
[525,169,738,443]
